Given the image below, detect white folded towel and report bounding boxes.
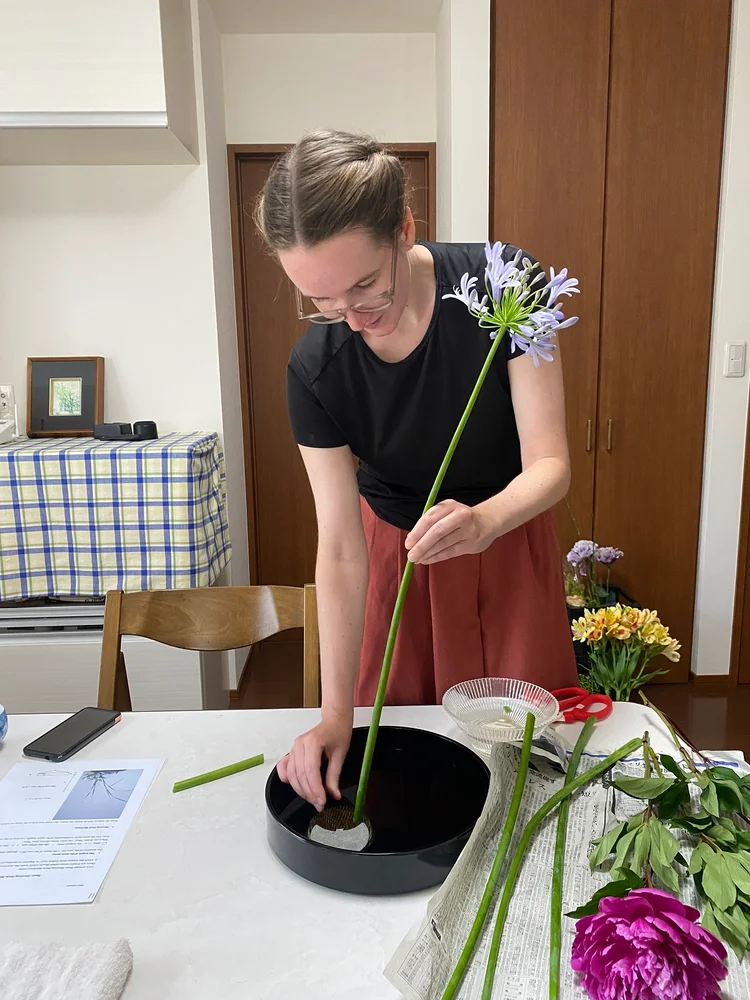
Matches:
[0,940,133,1000]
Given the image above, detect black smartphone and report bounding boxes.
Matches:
[23,707,121,762]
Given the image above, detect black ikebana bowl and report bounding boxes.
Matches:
[265,725,489,895]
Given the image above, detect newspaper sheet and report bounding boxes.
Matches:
[385,746,750,1000]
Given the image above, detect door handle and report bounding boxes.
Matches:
[586,419,593,453]
[606,419,614,452]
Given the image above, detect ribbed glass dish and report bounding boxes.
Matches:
[442,678,559,755]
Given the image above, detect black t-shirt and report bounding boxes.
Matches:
[287,241,533,531]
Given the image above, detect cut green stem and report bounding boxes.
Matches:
[353,325,509,824]
[549,717,595,1000]
[172,753,264,792]
[481,736,643,1000]
[439,712,536,1000]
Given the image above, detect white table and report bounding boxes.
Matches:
[0,704,686,999]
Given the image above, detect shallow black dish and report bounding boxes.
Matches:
[265,725,490,895]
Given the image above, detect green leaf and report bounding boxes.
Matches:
[632,824,652,875]
[698,773,711,791]
[675,852,689,869]
[702,903,721,940]
[688,841,715,876]
[706,823,736,847]
[614,776,676,800]
[671,809,714,833]
[655,780,691,820]
[724,854,750,896]
[734,851,750,874]
[701,781,720,818]
[651,821,681,865]
[716,780,744,813]
[626,811,646,833]
[565,873,645,920]
[713,905,750,960]
[589,821,628,871]
[741,789,750,816]
[736,830,750,851]
[659,754,686,779]
[703,854,737,911]
[710,766,742,784]
[612,827,639,874]
[651,855,680,893]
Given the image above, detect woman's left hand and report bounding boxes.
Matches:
[405,500,498,565]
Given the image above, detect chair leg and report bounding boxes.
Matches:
[113,652,133,712]
[303,584,320,709]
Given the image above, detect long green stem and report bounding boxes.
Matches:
[549,717,595,1000]
[439,712,536,1000]
[353,325,509,824]
[481,736,643,1000]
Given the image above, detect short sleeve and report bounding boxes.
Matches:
[287,356,348,448]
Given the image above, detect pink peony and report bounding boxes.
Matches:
[571,888,727,1000]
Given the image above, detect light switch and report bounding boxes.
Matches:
[724,343,746,378]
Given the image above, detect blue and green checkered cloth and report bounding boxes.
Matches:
[0,432,232,600]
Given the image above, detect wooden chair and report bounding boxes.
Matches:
[97,584,320,711]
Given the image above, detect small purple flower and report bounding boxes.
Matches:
[567,540,596,565]
[443,273,489,317]
[595,546,624,565]
[571,888,727,1000]
[484,240,522,299]
[545,266,580,305]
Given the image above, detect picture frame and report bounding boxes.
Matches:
[27,357,104,438]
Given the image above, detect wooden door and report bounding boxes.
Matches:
[490,0,611,554]
[229,144,436,590]
[594,0,731,677]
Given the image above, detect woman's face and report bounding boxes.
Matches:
[279,222,413,338]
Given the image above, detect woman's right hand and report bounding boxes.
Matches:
[277,715,353,811]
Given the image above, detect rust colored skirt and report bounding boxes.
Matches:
[355,498,578,707]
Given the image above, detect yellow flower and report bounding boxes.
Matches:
[663,640,681,662]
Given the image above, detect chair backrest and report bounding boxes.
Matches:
[98,584,319,711]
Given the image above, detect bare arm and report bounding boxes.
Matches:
[300,444,369,722]
[278,444,368,808]
[405,348,570,564]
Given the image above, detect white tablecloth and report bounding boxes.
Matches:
[0,704,692,999]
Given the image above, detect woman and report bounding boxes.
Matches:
[256,129,578,811]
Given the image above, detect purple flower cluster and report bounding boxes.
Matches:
[596,546,624,566]
[567,540,596,565]
[566,540,623,567]
[571,889,727,1000]
[443,242,579,367]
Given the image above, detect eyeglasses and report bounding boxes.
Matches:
[294,236,399,324]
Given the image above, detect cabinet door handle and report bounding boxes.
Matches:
[586,419,593,452]
[606,419,614,452]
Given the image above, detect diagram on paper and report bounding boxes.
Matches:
[54,769,144,821]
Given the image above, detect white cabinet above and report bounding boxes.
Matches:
[0,0,198,164]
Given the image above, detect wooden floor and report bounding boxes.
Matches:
[234,642,750,758]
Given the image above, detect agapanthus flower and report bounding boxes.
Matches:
[571,888,727,1000]
[595,546,624,565]
[443,241,579,366]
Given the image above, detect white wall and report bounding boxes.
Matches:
[435,0,490,241]
[692,0,750,676]
[0,163,223,431]
[0,0,165,114]
[222,33,436,143]
[194,0,250,686]
[0,2,249,694]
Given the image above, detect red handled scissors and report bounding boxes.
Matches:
[551,687,613,725]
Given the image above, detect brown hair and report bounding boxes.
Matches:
[255,129,407,251]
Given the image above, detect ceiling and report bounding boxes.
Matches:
[209,0,443,34]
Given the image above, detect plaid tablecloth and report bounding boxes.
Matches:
[0,433,232,600]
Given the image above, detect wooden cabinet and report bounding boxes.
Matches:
[0,0,197,164]
[491,0,731,676]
